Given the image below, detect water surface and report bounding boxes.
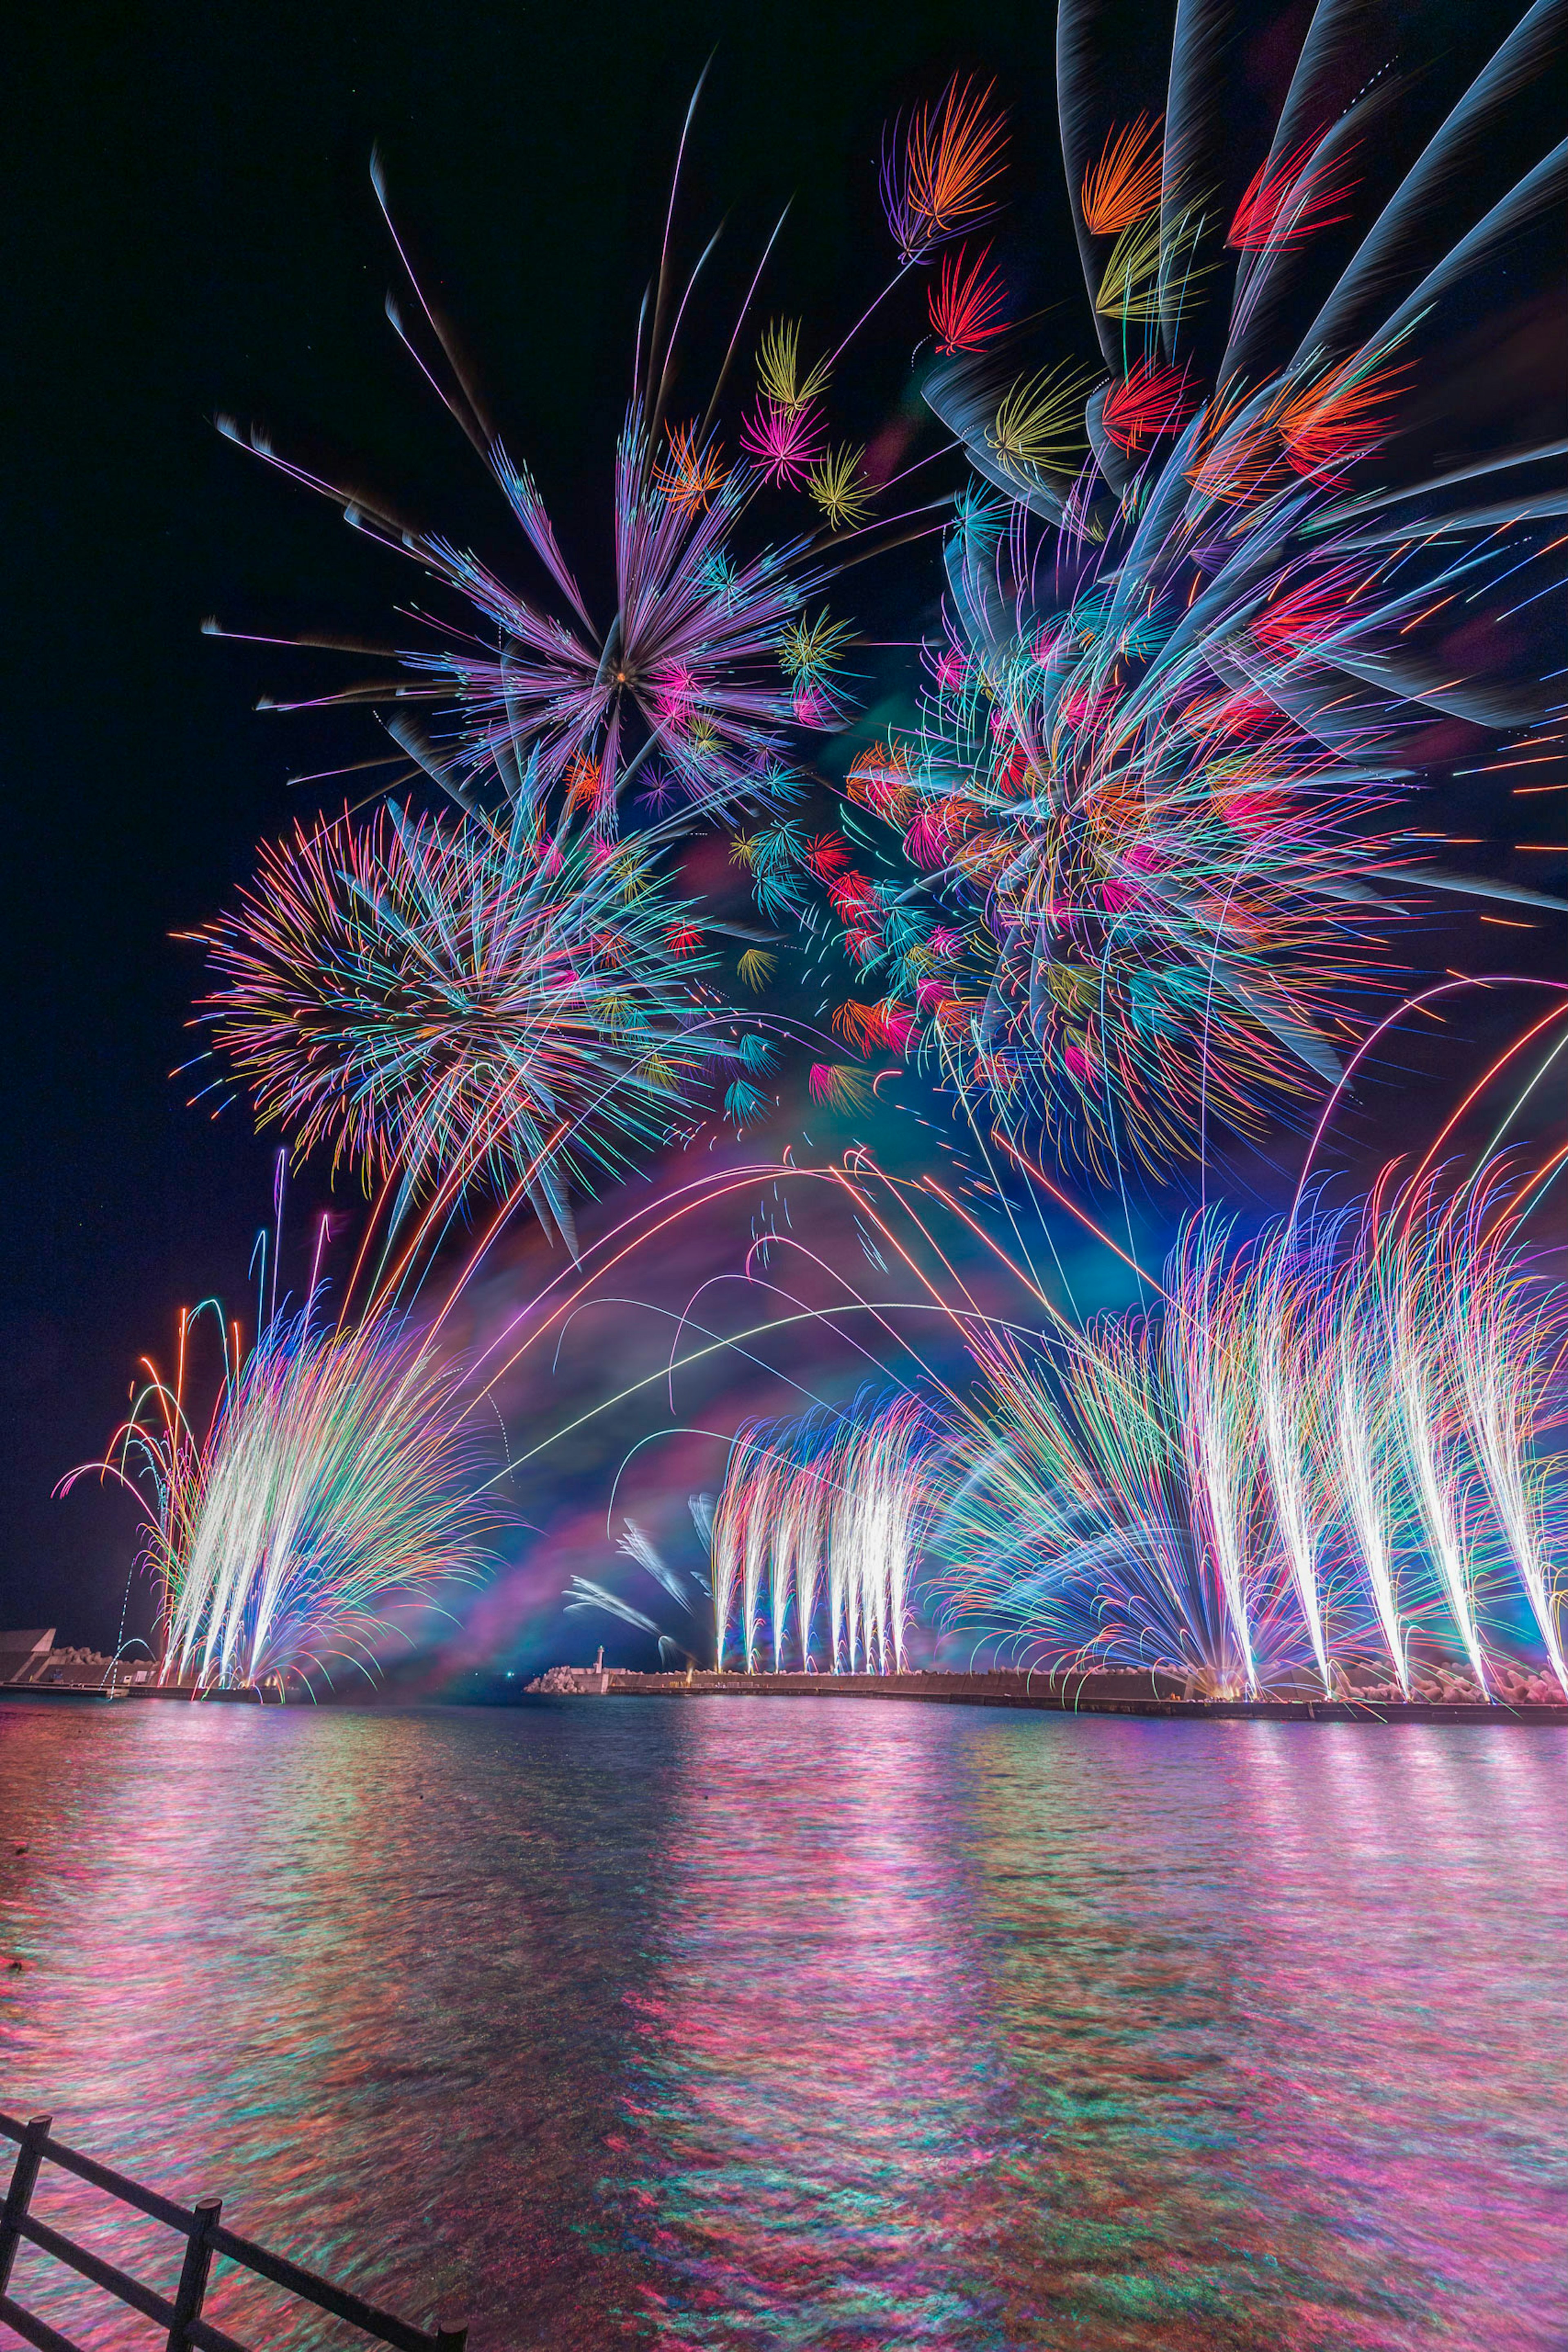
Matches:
[0,1698,1561,2349]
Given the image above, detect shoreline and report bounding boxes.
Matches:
[4,1672,1562,1724]
[529,1665,1568,1725]
[0,1681,264,1705]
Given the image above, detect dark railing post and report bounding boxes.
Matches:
[0,2109,464,2350]
[0,2113,51,2295]
[165,2194,221,2351]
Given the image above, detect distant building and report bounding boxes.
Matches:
[0,1629,56,1683]
[0,1629,128,1690]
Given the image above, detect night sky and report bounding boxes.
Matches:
[5,0,1562,1658]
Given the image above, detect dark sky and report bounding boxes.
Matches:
[4,0,1562,1656]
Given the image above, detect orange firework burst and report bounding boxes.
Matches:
[1278,350,1410,481]
[1080,115,1162,237]
[882,78,1008,265]
[655,423,726,515]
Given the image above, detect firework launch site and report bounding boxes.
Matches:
[527,1661,1568,1723]
[9,1654,1564,1722]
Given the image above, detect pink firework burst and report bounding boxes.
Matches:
[739,397,828,488]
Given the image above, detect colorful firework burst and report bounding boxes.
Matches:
[206,100,878,847]
[935,1162,1568,1700]
[62,1231,496,1692]
[880,78,1009,266]
[191,800,759,1248]
[710,1393,937,1672]
[813,6,1568,1179]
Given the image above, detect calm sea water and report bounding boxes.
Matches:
[0,1698,1562,2351]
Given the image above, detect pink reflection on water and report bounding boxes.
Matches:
[626,1713,1567,2349]
[621,1703,1003,2343]
[0,1701,1562,2350]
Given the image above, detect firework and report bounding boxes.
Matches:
[880,79,1008,267]
[739,397,828,489]
[1078,114,1160,238]
[564,1516,711,1666]
[211,163,839,837]
[936,1164,1568,1700]
[192,801,758,1246]
[929,245,1009,357]
[805,447,875,534]
[710,1393,936,1673]
[214,390,829,835]
[754,319,832,415]
[813,4,1568,1177]
[1446,1183,1568,1698]
[777,609,856,721]
[198,83,992,1235]
[205,85,957,854]
[62,1233,495,1692]
[1250,1215,1337,1693]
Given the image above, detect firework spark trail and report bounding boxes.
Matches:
[409,1076,1561,1698]
[1332,1285,1409,1695]
[61,1233,496,1692]
[935,1161,1566,1698]
[950,1307,1254,1696]
[198,82,1011,1258]
[1252,1217,1334,1694]
[310,1083,1557,1702]
[561,1519,708,1666]
[205,82,982,866]
[86,8,1568,1702]
[212,235,837,839]
[710,1393,935,1673]
[1167,1221,1257,1693]
[811,453,1565,1178]
[880,78,1009,268]
[86,1115,1551,1699]
[1376,1179,1493,1696]
[1448,1179,1568,1692]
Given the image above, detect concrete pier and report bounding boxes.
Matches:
[527,1665,1568,1724]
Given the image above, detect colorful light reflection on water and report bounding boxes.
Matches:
[0,1699,1562,2348]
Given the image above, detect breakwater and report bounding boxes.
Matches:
[529,1664,1568,1723]
[0,1679,264,1705]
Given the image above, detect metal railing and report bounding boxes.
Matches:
[0,2110,466,2350]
